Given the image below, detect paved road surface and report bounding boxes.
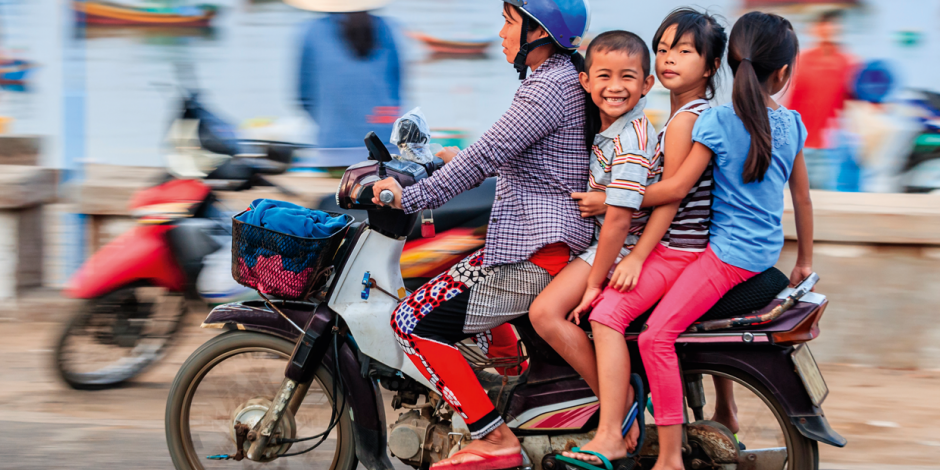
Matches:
[1,317,938,469]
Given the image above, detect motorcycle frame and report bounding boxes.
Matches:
[203,219,845,469]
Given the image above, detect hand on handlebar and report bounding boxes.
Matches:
[372,177,404,209]
[435,146,460,164]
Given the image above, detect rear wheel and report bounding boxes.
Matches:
[54,283,186,390]
[677,367,818,470]
[165,331,357,470]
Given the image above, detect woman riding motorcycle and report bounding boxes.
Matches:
[371,1,592,468]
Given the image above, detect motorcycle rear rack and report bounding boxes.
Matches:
[455,340,528,373]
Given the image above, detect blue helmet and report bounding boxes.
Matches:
[504,0,591,79]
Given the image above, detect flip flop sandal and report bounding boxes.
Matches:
[555,447,616,470]
[430,449,523,470]
[625,373,646,458]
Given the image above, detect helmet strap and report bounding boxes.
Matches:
[513,13,555,80]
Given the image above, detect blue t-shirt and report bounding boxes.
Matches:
[691,103,807,272]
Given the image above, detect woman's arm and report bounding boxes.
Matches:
[609,114,697,291]
[374,80,565,211]
[788,150,814,286]
[640,142,712,208]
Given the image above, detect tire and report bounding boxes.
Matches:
[165,331,357,470]
[685,366,819,470]
[54,284,186,390]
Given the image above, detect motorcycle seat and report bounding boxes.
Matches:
[619,267,791,334]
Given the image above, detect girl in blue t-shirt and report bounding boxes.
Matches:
[629,12,815,470]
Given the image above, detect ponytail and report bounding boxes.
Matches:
[733,58,772,183]
[728,12,799,184]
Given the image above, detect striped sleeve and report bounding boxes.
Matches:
[605,116,655,211]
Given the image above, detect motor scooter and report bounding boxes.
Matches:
[164,133,845,470]
[53,91,301,389]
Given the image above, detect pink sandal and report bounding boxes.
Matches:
[430,449,523,470]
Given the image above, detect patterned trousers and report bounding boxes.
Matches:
[391,249,551,439]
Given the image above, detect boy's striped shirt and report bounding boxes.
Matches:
[586,97,659,249]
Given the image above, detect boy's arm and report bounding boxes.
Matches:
[788,150,814,286]
[571,144,651,318]
[640,141,712,208]
[610,114,697,291]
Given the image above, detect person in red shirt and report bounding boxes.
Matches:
[785,10,855,189]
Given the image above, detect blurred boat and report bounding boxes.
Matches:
[73,1,218,27]
[83,24,216,40]
[407,31,494,55]
[0,59,36,85]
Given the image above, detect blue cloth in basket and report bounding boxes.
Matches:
[235,199,348,274]
[237,199,348,238]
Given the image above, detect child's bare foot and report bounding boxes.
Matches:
[710,405,739,434]
[623,418,640,453]
[561,429,626,465]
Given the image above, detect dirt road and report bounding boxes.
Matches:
[0,317,937,469]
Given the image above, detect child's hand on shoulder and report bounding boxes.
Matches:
[610,254,644,292]
[568,285,603,325]
[572,191,607,218]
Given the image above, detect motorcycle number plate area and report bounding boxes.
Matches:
[791,344,828,407]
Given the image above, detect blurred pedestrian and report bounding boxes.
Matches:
[288,0,401,168]
[785,10,856,189]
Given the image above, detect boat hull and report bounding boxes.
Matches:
[74,2,215,27]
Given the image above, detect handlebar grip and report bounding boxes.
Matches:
[379,189,395,205]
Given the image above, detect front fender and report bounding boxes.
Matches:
[681,343,847,448]
[201,300,394,470]
[66,224,187,299]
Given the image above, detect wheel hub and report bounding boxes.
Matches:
[686,420,740,468]
[231,397,297,462]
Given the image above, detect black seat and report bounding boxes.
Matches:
[620,267,790,333]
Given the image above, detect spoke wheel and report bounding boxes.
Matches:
[55,283,186,390]
[165,331,357,470]
[674,367,818,470]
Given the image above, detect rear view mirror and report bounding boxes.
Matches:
[365,131,393,163]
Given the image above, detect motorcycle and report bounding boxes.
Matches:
[54,91,302,390]
[164,133,845,470]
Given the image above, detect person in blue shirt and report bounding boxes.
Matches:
[289,0,401,165]
[621,12,815,470]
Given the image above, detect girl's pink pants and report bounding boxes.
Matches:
[590,245,756,426]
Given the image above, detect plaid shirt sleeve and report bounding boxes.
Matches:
[401,78,566,213]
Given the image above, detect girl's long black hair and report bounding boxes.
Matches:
[728,11,799,183]
[652,8,727,100]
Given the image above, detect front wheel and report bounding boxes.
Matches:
[54,283,186,390]
[165,331,357,470]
